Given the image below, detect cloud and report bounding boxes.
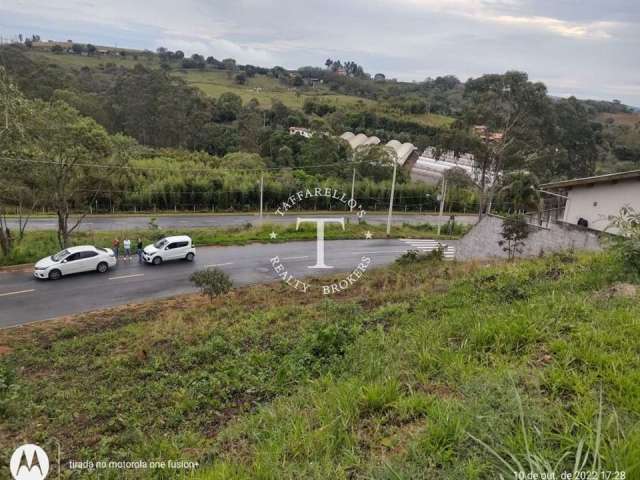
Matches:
[480,15,619,39]
[1,0,639,104]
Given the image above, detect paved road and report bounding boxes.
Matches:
[0,238,457,328]
[6,213,477,231]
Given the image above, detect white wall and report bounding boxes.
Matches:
[563,179,640,232]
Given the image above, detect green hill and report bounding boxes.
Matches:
[21,49,454,128]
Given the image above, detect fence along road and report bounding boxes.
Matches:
[4,213,478,232]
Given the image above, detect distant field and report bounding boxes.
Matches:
[23,50,454,127]
[597,112,640,126]
[178,69,377,110]
[26,49,159,69]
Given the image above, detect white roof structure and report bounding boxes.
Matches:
[340,132,415,166]
[340,132,381,149]
[385,140,416,166]
[411,147,493,185]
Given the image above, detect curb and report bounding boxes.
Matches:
[0,263,34,273]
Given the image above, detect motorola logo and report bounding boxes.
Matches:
[9,444,49,480]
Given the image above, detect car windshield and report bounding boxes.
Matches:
[51,249,70,262]
[154,239,167,249]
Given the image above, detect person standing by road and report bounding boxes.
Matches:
[112,237,120,259]
[123,238,132,261]
[136,238,144,264]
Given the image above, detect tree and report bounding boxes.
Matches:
[222,58,236,71]
[498,214,530,260]
[214,92,242,122]
[23,101,126,248]
[71,43,84,54]
[190,268,232,302]
[51,45,63,54]
[463,71,552,217]
[174,50,184,59]
[498,171,541,213]
[353,145,398,182]
[608,206,640,276]
[549,97,598,179]
[234,72,247,85]
[86,44,96,55]
[0,66,35,256]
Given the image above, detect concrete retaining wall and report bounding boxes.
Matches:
[456,215,603,260]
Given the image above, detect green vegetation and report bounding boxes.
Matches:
[0,221,466,267]
[179,69,376,110]
[190,268,233,302]
[1,252,638,478]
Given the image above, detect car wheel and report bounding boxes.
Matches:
[152,256,162,265]
[185,252,194,262]
[97,262,109,273]
[48,269,62,281]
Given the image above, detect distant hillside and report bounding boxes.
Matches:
[19,48,454,129]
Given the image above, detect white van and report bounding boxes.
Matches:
[143,235,196,265]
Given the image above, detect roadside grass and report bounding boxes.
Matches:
[1,251,639,478]
[0,221,465,267]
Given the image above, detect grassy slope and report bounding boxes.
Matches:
[24,50,454,127]
[1,252,638,478]
[0,221,466,266]
[596,112,640,127]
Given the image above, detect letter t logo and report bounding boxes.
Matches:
[296,217,345,268]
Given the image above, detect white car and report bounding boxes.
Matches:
[143,235,196,265]
[33,245,117,280]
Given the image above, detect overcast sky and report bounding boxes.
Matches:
[2,0,639,105]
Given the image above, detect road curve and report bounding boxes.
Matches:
[0,238,455,328]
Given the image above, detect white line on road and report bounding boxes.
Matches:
[280,256,310,260]
[108,273,145,280]
[204,262,234,268]
[0,289,35,297]
[353,250,409,255]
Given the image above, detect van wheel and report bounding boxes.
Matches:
[49,269,62,280]
[97,262,109,273]
[185,253,194,262]
[152,256,162,265]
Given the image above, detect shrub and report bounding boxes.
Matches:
[190,268,232,302]
[498,214,530,260]
[608,206,640,277]
[396,247,444,265]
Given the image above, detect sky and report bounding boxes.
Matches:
[1,0,639,105]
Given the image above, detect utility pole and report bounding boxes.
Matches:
[437,178,447,236]
[259,174,264,223]
[386,161,397,235]
[350,168,356,212]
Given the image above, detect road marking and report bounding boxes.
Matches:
[204,262,234,268]
[108,273,145,280]
[353,250,409,255]
[0,289,35,297]
[280,256,309,260]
